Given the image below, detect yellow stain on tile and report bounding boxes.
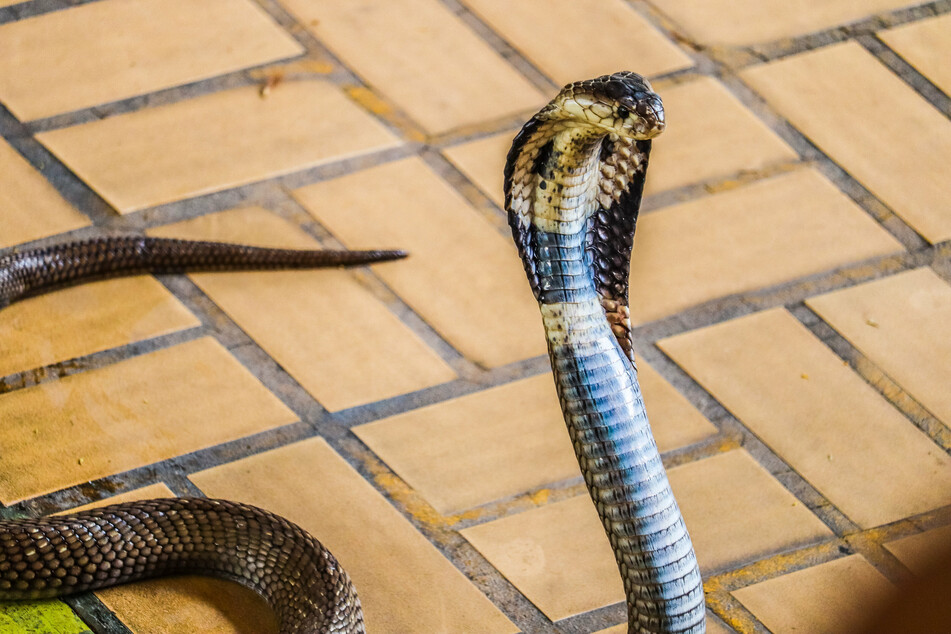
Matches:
[0,0,303,121]
[0,276,200,377]
[657,0,919,45]
[660,309,951,527]
[0,138,88,249]
[148,206,455,411]
[280,0,546,134]
[646,76,798,195]
[462,449,828,621]
[884,524,951,576]
[0,337,297,504]
[0,602,90,634]
[807,268,951,427]
[879,14,951,97]
[629,168,903,323]
[355,374,580,514]
[733,555,896,634]
[190,437,518,633]
[36,81,400,213]
[295,158,547,367]
[461,0,691,85]
[742,42,951,243]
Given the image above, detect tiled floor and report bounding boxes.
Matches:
[0,1,949,633]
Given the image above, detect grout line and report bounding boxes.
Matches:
[64,594,133,634]
[790,303,951,453]
[858,33,951,118]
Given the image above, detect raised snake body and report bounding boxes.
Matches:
[0,72,703,633]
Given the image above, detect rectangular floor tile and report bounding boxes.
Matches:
[0,337,297,504]
[807,268,951,427]
[668,450,831,573]
[0,277,200,377]
[190,437,517,633]
[355,374,581,515]
[733,555,895,634]
[462,495,624,622]
[879,14,951,96]
[885,524,951,576]
[37,81,400,213]
[741,42,951,243]
[629,168,902,323]
[443,132,512,208]
[294,158,547,367]
[149,206,455,412]
[0,138,89,248]
[660,309,951,527]
[461,0,691,85]
[0,0,303,121]
[645,76,798,195]
[658,0,919,45]
[357,363,715,515]
[280,0,546,134]
[463,449,828,620]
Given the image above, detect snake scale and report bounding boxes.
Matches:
[0,72,703,633]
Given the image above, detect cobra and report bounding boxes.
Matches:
[0,72,704,633]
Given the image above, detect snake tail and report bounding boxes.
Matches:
[505,72,705,633]
[0,236,406,308]
[0,498,364,634]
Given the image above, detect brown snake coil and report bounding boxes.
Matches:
[0,73,703,634]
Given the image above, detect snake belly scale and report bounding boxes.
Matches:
[0,72,703,633]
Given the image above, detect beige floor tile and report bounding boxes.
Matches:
[807,268,951,427]
[0,138,89,248]
[669,450,832,573]
[59,483,176,514]
[190,437,517,633]
[732,555,896,634]
[294,158,547,367]
[461,495,624,621]
[638,361,718,451]
[149,207,455,412]
[443,132,513,207]
[658,0,919,46]
[37,81,400,213]
[0,0,302,121]
[355,374,581,515]
[879,14,951,96]
[645,77,798,195]
[0,277,200,377]
[884,524,951,576]
[441,77,798,208]
[280,0,546,134]
[660,309,951,527]
[357,363,714,515]
[629,168,903,323]
[0,337,297,504]
[741,42,951,244]
[462,450,828,620]
[57,483,278,634]
[595,619,733,634]
[460,0,691,85]
[0,0,23,6]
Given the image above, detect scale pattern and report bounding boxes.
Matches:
[0,236,406,308]
[0,498,363,633]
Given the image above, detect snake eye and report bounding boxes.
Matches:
[617,106,630,119]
